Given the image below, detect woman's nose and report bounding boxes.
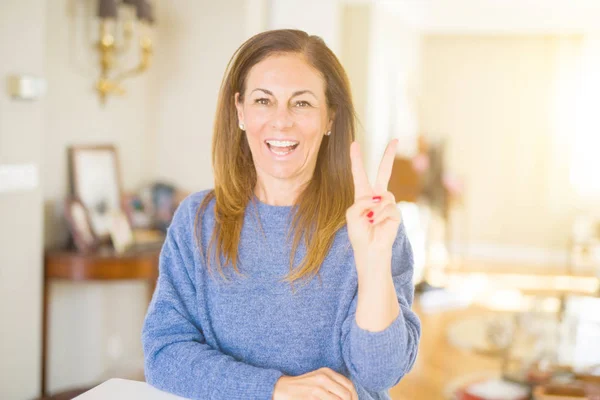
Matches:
[271,105,294,130]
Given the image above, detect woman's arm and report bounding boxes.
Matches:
[142,198,283,400]
[340,223,421,392]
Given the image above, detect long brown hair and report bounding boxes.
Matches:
[195,29,356,288]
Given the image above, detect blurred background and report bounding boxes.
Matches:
[1,0,600,399]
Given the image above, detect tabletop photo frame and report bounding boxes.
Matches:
[64,196,99,253]
[68,145,124,243]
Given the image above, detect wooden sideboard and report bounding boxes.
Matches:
[40,244,162,399]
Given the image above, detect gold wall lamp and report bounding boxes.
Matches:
[96,0,155,104]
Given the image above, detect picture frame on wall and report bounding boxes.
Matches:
[69,145,123,243]
[64,196,99,253]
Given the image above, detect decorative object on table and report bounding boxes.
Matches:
[531,367,600,399]
[93,0,156,104]
[502,305,562,385]
[497,296,600,391]
[69,145,123,242]
[532,383,586,399]
[418,284,474,314]
[64,196,99,253]
[152,182,178,231]
[445,371,530,400]
[122,191,166,246]
[569,216,600,275]
[122,192,153,229]
[108,209,134,254]
[456,379,530,400]
[136,182,189,232]
[446,313,515,356]
[558,297,600,372]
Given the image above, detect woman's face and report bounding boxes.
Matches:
[235,53,332,185]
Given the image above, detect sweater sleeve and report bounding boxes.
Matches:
[340,222,421,392]
[142,197,284,400]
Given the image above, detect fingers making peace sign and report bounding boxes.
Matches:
[346,139,403,268]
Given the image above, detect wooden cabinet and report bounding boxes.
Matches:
[40,244,161,398]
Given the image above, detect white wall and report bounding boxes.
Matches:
[0,1,46,399]
[419,35,581,262]
[268,0,342,55]
[382,0,600,34]
[151,0,246,193]
[364,3,422,179]
[339,3,371,149]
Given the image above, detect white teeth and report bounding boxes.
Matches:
[271,148,293,155]
[265,140,298,147]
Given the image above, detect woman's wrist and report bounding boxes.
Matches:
[272,375,289,400]
[354,249,392,277]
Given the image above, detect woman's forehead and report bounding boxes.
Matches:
[245,53,326,97]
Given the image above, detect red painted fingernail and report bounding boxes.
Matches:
[369,219,374,223]
[366,211,374,218]
[372,196,381,202]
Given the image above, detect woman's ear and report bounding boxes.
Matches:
[234,92,244,123]
[327,111,336,132]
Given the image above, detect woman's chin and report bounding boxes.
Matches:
[263,165,302,181]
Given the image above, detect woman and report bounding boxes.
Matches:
[142,29,420,400]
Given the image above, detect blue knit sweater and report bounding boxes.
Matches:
[142,190,421,400]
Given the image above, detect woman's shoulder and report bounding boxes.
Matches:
[183,189,215,208]
[171,189,216,228]
[180,189,215,210]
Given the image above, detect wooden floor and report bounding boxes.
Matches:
[389,303,502,400]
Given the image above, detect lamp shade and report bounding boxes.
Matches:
[136,0,155,24]
[98,0,118,19]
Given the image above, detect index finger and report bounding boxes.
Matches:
[374,139,398,193]
[350,141,372,200]
[320,369,358,400]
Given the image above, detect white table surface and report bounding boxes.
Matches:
[74,378,188,400]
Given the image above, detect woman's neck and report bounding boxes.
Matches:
[254,175,310,206]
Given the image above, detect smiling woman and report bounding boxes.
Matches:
[142,29,421,400]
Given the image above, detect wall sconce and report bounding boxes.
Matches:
[96,0,155,104]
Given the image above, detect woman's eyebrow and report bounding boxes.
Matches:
[250,88,318,99]
[250,88,273,96]
[291,90,318,99]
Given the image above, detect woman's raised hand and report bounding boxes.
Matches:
[346,140,402,268]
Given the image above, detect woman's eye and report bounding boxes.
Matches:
[254,98,270,105]
[295,100,311,108]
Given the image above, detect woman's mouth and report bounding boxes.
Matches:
[265,140,299,157]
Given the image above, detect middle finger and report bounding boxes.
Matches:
[319,370,358,400]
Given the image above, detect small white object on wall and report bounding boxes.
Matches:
[0,164,39,193]
[6,75,47,100]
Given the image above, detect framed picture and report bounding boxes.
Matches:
[64,196,99,253]
[69,145,123,242]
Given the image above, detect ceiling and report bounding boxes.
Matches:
[347,0,600,33]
